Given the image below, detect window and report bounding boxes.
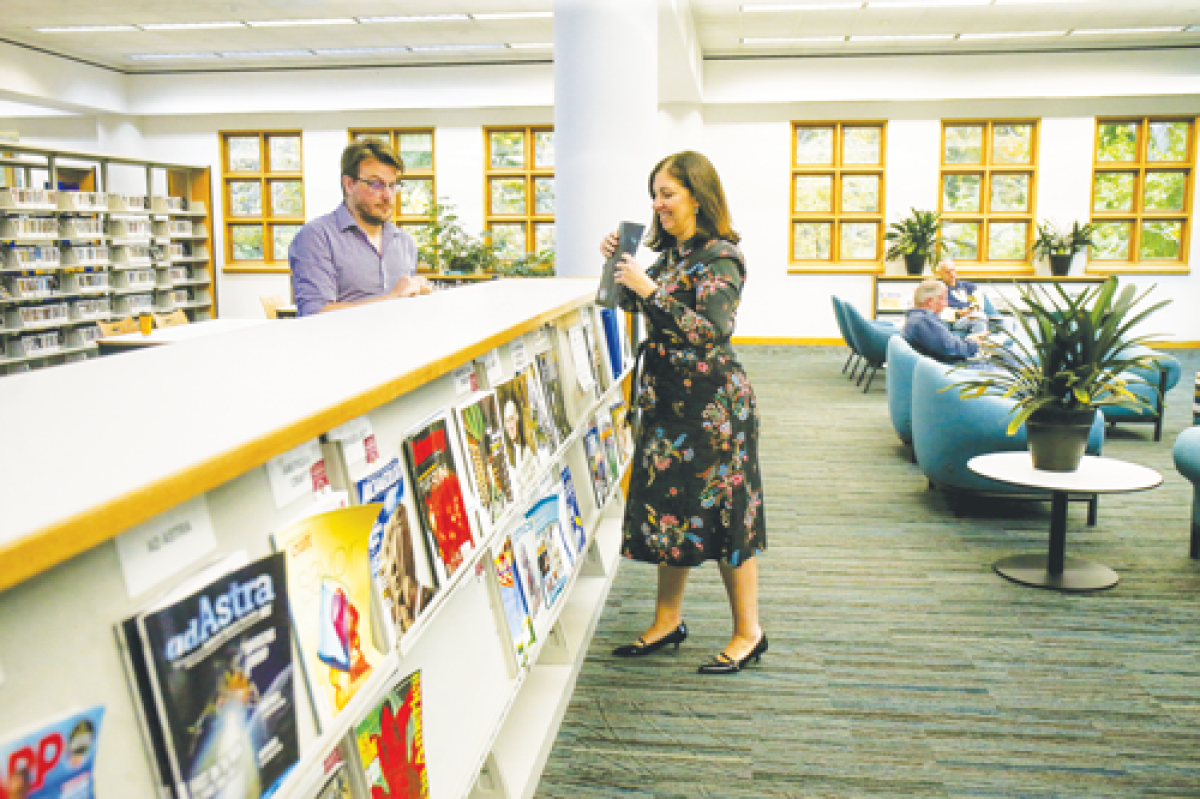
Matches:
[1089,117,1194,271]
[220,131,303,272]
[348,128,436,251]
[938,120,1037,269]
[790,122,886,272]
[484,126,554,260]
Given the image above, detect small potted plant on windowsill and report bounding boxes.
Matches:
[949,276,1170,471]
[885,208,949,276]
[1032,220,1094,278]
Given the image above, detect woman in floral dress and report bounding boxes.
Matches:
[604,151,767,675]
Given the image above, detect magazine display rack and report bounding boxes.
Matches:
[0,143,214,376]
[0,278,631,799]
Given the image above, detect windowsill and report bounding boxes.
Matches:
[222,262,290,274]
[1085,263,1191,276]
[788,263,882,275]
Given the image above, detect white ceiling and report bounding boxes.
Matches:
[0,0,1197,73]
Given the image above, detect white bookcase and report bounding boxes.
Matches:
[0,278,629,799]
[0,144,215,376]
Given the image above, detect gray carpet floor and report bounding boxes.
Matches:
[536,344,1200,798]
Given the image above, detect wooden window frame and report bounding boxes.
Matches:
[938,119,1039,275]
[788,121,887,275]
[348,128,437,268]
[1088,116,1195,275]
[219,130,304,274]
[483,125,555,262]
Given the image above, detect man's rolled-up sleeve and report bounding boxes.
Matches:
[290,225,336,317]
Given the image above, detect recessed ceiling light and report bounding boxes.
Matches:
[473,12,554,20]
[508,42,554,49]
[742,36,847,43]
[849,33,956,40]
[742,3,862,10]
[244,18,356,27]
[138,22,247,30]
[128,52,220,59]
[866,0,989,7]
[1071,26,1185,35]
[357,14,471,24]
[218,50,314,57]
[407,43,507,51]
[958,30,1067,39]
[312,47,410,55]
[35,25,139,33]
[992,0,1091,4]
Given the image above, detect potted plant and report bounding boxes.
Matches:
[885,208,949,276]
[1032,220,1094,277]
[496,249,556,278]
[949,277,1170,471]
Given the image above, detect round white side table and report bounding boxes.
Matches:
[968,453,1162,592]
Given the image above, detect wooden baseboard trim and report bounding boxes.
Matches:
[733,337,846,346]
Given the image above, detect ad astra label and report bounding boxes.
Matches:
[165,575,276,662]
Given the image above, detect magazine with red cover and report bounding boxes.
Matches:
[403,412,479,581]
[353,670,428,799]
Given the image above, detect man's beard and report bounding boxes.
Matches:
[353,199,392,226]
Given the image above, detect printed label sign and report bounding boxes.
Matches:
[266,438,326,509]
[115,494,218,598]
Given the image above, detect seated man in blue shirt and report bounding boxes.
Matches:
[904,279,987,363]
[935,259,988,336]
[290,139,432,316]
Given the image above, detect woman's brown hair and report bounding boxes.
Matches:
[645,150,740,252]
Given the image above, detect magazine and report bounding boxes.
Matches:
[0,705,105,799]
[595,409,621,487]
[494,537,536,663]
[353,670,428,799]
[580,311,610,393]
[507,512,544,624]
[558,465,588,556]
[534,349,573,439]
[273,506,384,726]
[403,412,479,580]
[582,425,609,509]
[598,307,628,380]
[116,552,298,799]
[313,762,351,799]
[609,398,635,464]
[494,372,539,491]
[523,364,561,461]
[367,476,441,650]
[524,494,573,610]
[453,390,515,529]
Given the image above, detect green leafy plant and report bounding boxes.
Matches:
[884,208,950,261]
[949,277,1170,435]
[1032,220,1095,259]
[417,200,500,274]
[495,249,556,278]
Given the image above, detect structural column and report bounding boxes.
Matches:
[554,0,658,277]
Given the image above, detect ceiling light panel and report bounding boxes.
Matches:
[244,19,356,28]
[1071,26,1185,35]
[958,30,1067,39]
[849,33,957,40]
[128,52,219,60]
[312,47,410,55]
[742,3,863,10]
[507,42,555,49]
[35,25,139,33]
[472,12,554,20]
[866,1,990,7]
[218,50,315,57]
[138,22,246,31]
[357,15,471,24]
[407,43,508,51]
[743,36,848,42]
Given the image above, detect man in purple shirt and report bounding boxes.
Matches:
[290,139,431,316]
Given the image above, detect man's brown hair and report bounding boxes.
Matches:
[340,139,405,181]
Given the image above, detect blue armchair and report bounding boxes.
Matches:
[1099,348,1181,442]
[911,358,1105,519]
[841,299,900,393]
[830,297,860,378]
[886,335,922,448]
[1172,426,1200,558]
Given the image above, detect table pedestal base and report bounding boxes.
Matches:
[993,554,1119,592]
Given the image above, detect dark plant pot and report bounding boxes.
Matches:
[903,253,927,276]
[448,257,475,275]
[1026,408,1094,472]
[1048,253,1073,277]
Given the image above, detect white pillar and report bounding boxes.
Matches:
[554,0,658,277]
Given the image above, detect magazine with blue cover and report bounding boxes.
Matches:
[525,495,571,609]
[558,465,588,555]
[494,537,536,663]
[120,551,298,799]
[0,705,105,798]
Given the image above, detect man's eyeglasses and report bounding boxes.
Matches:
[355,177,400,194]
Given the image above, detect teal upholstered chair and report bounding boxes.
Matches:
[1099,348,1181,442]
[1172,426,1200,558]
[911,357,1105,519]
[841,299,899,393]
[886,335,922,448]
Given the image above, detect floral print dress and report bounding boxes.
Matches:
[618,237,766,568]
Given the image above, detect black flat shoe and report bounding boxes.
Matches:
[697,633,768,675]
[612,622,688,657]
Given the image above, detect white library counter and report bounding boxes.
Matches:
[0,276,630,799]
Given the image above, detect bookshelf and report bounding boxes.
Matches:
[0,143,214,377]
[0,278,629,799]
